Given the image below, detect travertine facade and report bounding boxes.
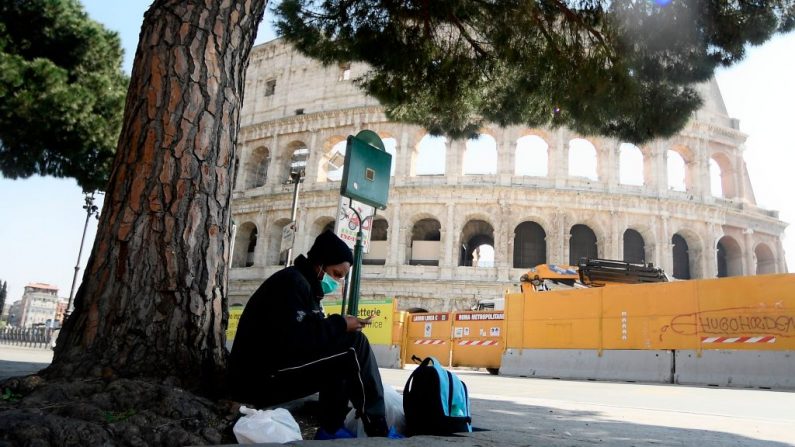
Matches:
[229,39,788,311]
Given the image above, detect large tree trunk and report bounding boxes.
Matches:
[47,0,267,394]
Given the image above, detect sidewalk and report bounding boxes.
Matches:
[2,346,791,447]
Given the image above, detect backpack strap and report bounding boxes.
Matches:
[403,356,435,396]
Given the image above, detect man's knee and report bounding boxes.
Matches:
[346,330,370,348]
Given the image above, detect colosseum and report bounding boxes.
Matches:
[228,39,789,311]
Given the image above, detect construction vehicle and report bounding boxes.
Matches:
[475,258,668,310]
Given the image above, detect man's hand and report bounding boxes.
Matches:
[344,315,373,332]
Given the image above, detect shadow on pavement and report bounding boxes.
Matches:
[465,395,789,447]
[0,360,48,382]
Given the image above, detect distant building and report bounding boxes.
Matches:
[19,283,59,328]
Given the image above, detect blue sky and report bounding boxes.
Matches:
[1,2,793,303]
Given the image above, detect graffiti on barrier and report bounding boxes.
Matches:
[660,306,795,340]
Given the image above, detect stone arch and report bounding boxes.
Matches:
[717,235,743,277]
[312,217,337,239]
[671,233,691,279]
[232,221,258,268]
[364,217,389,265]
[463,133,497,175]
[513,221,546,268]
[568,138,598,180]
[755,242,776,274]
[383,137,397,176]
[708,158,723,198]
[667,145,693,192]
[409,216,442,265]
[710,152,735,198]
[244,146,270,189]
[458,219,495,267]
[267,218,291,265]
[283,140,310,183]
[569,224,598,265]
[619,143,644,186]
[317,135,347,182]
[412,134,447,176]
[371,218,389,241]
[671,229,704,279]
[623,229,645,263]
[515,134,549,176]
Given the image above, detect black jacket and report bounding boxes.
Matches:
[228,255,347,387]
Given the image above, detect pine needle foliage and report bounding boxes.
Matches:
[0,0,129,191]
[276,0,794,142]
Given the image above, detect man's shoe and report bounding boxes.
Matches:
[314,427,356,440]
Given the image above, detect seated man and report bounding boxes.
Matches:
[228,230,388,438]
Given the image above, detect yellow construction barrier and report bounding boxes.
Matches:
[226,304,245,342]
[506,273,795,352]
[450,311,505,369]
[404,312,452,366]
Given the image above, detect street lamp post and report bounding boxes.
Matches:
[284,170,303,266]
[284,148,308,266]
[65,193,100,319]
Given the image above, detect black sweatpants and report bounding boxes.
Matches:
[251,331,387,435]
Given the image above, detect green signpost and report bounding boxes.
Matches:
[340,130,392,316]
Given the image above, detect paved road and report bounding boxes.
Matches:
[0,345,52,381]
[380,367,795,446]
[3,346,793,446]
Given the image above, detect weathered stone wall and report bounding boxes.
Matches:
[228,39,788,311]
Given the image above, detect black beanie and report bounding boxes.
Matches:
[307,230,354,266]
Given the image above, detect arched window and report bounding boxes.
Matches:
[364,218,389,265]
[619,143,644,186]
[463,134,497,175]
[245,146,270,189]
[709,158,723,198]
[623,229,645,264]
[409,218,441,265]
[233,222,258,268]
[245,228,258,267]
[717,236,742,277]
[383,137,397,176]
[515,135,548,176]
[513,221,546,268]
[267,219,291,265]
[667,150,686,191]
[569,224,597,265]
[459,220,495,267]
[671,233,690,279]
[568,139,598,180]
[755,243,776,274]
[414,135,446,176]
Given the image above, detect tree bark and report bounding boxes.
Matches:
[47,0,267,394]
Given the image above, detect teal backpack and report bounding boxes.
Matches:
[403,356,472,435]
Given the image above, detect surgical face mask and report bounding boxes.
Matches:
[320,272,339,294]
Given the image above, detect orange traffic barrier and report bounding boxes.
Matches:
[451,311,505,369]
[404,312,452,366]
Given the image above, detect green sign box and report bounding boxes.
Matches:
[340,131,392,210]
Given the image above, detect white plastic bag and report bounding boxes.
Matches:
[344,384,406,437]
[233,406,303,444]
